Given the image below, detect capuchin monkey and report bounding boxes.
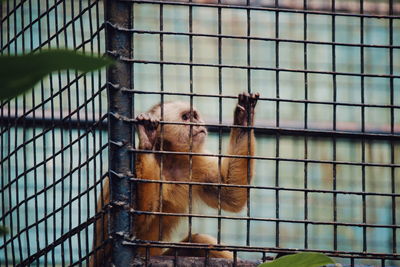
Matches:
[90,92,259,266]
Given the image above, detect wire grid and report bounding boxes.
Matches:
[0,0,107,265]
[108,0,400,266]
[0,0,399,266]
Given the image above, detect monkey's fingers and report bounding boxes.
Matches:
[234,105,247,125]
[136,112,150,123]
[147,114,160,130]
[250,92,260,108]
[136,113,159,130]
[238,92,251,108]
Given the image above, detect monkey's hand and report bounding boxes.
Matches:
[234,92,259,126]
[136,113,159,150]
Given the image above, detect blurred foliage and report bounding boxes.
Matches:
[0,226,8,236]
[0,50,112,101]
[258,252,337,267]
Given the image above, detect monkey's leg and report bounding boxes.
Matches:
[162,233,233,259]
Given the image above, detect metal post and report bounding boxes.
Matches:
[105,0,136,265]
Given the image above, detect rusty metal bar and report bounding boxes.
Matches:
[105,0,137,265]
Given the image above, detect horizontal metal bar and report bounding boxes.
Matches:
[0,114,107,131]
[121,176,400,197]
[127,148,400,168]
[108,22,400,50]
[0,76,104,134]
[0,113,108,167]
[3,110,399,141]
[108,109,400,141]
[117,87,400,110]
[117,57,400,79]
[125,240,400,260]
[120,0,400,19]
[130,210,400,229]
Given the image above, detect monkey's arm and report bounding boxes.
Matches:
[134,113,183,256]
[90,113,166,266]
[135,153,161,234]
[195,93,258,212]
[134,113,163,238]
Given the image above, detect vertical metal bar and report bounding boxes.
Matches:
[88,1,96,264]
[0,1,6,264]
[105,0,136,265]
[44,2,51,263]
[22,1,30,261]
[95,1,106,264]
[35,1,43,264]
[78,0,89,261]
[14,90,22,264]
[388,0,396,255]
[60,2,68,264]
[20,0,24,54]
[360,0,367,254]
[12,0,16,55]
[53,0,60,263]
[331,0,338,252]
[275,0,280,249]
[0,107,8,266]
[188,0,194,243]
[158,1,164,241]
[64,0,74,263]
[13,0,22,262]
[0,0,2,51]
[75,0,83,262]
[68,1,76,262]
[6,0,10,55]
[246,0,251,248]
[217,0,222,245]
[6,84,14,266]
[303,0,309,250]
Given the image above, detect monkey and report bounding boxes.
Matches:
[90,92,259,266]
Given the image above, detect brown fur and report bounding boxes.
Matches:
[89,93,259,266]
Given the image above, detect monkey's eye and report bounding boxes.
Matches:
[182,113,189,121]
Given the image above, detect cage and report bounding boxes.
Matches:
[0,0,399,266]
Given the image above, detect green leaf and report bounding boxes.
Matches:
[0,49,113,101]
[0,225,8,236]
[258,252,337,267]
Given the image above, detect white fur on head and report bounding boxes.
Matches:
[148,101,208,152]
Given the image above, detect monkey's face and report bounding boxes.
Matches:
[154,102,208,152]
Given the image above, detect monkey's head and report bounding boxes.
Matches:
[149,101,208,152]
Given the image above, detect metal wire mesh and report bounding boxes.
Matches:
[0,0,107,265]
[0,0,400,266]
[110,0,400,266]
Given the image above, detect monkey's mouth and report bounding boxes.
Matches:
[193,129,207,137]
